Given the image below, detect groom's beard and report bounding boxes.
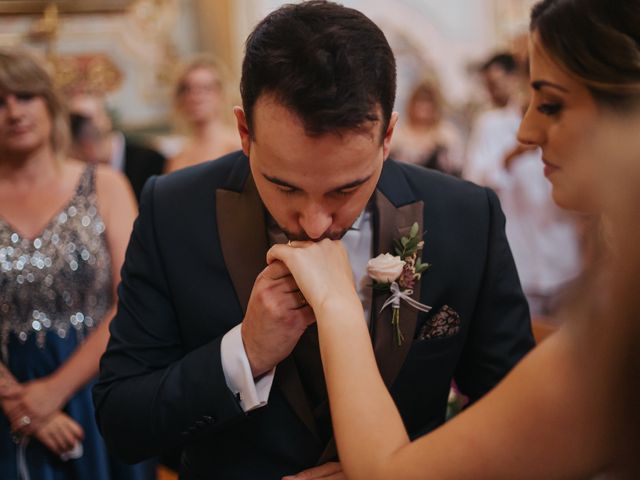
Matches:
[280,225,350,242]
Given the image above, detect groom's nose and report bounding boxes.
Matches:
[298,203,332,240]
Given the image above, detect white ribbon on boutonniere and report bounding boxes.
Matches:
[368,222,432,346]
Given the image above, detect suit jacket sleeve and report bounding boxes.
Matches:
[93,176,244,464]
[454,188,535,401]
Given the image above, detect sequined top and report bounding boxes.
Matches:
[0,166,113,361]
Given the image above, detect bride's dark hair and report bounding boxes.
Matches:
[531,0,640,110]
[532,1,640,473]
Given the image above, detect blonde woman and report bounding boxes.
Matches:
[165,55,239,173]
[0,49,153,479]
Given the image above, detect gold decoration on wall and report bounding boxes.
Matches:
[25,2,60,60]
[1,0,192,127]
[0,1,136,15]
[20,3,123,95]
[27,3,59,41]
[54,53,123,95]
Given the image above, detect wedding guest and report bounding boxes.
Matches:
[69,112,103,165]
[164,55,239,173]
[480,52,521,109]
[391,76,464,175]
[465,53,525,185]
[0,48,154,479]
[268,1,640,478]
[68,93,165,201]
[93,2,533,478]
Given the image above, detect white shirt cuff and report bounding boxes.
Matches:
[220,323,275,412]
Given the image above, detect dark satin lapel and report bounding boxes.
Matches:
[372,190,425,388]
[216,175,318,438]
[216,175,268,313]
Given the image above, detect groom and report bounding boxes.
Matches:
[94,2,534,478]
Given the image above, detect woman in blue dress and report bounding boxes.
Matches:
[0,48,155,479]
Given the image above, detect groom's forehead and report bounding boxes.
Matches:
[251,94,383,142]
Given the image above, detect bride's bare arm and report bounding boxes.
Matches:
[320,307,610,479]
[268,240,613,480]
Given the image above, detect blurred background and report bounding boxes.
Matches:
[0,2,588,478]
[0,0,536,138]
[3,0,582,320]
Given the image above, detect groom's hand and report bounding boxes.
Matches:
[242,260,315,377]
[282,462,345,479]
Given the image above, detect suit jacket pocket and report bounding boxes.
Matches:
[410,332,460,360]
[416,304,461,341]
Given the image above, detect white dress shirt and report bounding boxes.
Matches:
[220,209,373,411]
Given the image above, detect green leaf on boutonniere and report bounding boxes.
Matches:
[392,223,420,258]
[415,262,431,274]
[406,237,419,253]
[409,222,419,239]
[393,240,403,257]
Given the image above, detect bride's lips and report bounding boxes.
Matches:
[542,158,560,177]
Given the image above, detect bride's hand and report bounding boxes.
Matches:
[267,239,357,312]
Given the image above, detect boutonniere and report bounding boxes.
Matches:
[367,222,432,347]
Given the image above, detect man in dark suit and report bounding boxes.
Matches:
[93,2,534,478]
[68,94,165,202]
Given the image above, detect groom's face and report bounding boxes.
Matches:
[235,95,397,241]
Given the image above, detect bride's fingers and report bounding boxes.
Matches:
[262,259,291,279]
[266,243,298,266]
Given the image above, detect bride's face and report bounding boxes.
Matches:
[518,33,602,213]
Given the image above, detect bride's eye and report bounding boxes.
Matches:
[537,102,563,116]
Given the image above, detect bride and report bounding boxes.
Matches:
[270,0,640,478]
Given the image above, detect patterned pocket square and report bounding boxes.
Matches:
[417,305,461,340]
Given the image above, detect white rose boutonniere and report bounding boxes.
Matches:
[367,253,405,283]
[368,223,432,347]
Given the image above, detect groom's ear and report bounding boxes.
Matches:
[382,111,399,161]
[234,106,251,157]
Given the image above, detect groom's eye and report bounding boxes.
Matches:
[334,186,359,197]
[277,186,298,195]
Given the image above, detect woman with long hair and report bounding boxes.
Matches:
[271,1,640,478]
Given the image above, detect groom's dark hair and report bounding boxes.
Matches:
[240,0,396,140]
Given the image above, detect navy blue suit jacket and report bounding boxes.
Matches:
[94,152,534,479]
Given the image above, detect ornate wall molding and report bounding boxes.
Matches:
[0,1,136,15]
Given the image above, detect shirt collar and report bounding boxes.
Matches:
[349,208,367,231]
